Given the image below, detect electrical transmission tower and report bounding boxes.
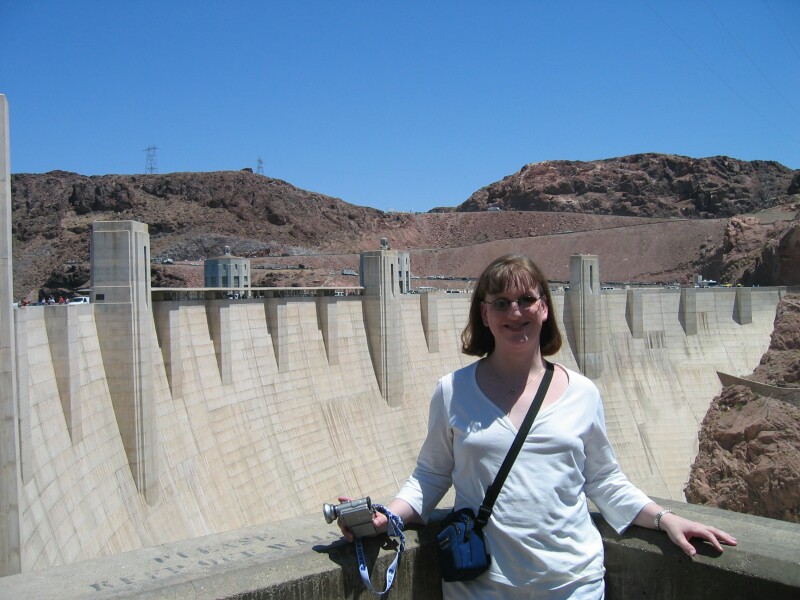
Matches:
[256,157,264,175]
[144,146,158,174]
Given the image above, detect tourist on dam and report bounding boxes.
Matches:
[338,254,737,599]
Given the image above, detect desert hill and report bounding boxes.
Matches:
[9,153,800,301]
[459,153,799,217]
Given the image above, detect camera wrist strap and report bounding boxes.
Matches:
[355,504,405,596]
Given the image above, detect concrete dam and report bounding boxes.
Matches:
[3,98,797,597]
[0,218,785,576]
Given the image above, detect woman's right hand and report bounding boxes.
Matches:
[335,496,389,542]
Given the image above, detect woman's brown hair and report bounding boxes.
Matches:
[461,254,562,357]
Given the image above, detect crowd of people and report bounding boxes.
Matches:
[14,295,80,306]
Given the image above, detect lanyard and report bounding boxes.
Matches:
[354,504,405,596]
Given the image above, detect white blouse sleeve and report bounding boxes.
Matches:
[582,392,651,534]
[395,377,455,521]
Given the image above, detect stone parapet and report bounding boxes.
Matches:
[0,500,797,600]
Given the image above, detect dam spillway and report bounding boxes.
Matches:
[3,240,783,573]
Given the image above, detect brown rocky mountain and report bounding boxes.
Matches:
[9,153,800,302]
[685,294,800,524]
[459,153,799,217]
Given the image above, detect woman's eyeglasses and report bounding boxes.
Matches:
[482,294,541,312]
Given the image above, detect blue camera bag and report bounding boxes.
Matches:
[436,507,490,581]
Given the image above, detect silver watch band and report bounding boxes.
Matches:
[654,508,674,530]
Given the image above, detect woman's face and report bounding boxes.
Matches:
[480,282,548,352]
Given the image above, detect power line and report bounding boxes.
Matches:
[764,0,800,64]
[643,0,800,148]
[701,0,800,121]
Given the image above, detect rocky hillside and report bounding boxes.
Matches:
[459,153,799,217]
[711,213,800,286]
[9,153,800,301]
[685,294,800,523]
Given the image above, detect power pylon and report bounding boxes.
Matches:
[144,146,158,174]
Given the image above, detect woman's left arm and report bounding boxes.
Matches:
[633,502,738,556]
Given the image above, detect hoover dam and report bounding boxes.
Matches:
[1,222,785,571]
[2,95,798,599]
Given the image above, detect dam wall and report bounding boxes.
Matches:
[6,277,783,573]
[587,286,781,499]
[9,289,468,572]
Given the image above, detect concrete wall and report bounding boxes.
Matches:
[1,499,798,599]
[592,287,782,499]
[5,283,782,573]
[0,94,21,577]
[91,221,158,502]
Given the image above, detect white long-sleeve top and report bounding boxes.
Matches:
[396,361,651,590]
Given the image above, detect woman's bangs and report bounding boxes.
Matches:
[486,264,538,295]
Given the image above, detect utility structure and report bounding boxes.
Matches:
[566,254,603,379]
[359,242,411,406]
[256,157,264,175]
[144,146,158,174]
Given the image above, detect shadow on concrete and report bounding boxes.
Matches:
[561,290,582,369]
[313,534,404,599]
[313,520,445,599]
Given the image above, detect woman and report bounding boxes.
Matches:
[339,254,736,599]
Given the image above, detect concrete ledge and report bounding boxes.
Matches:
[1,500,798,599]
[717,371,800,407]
[600,499,800,599]
[0,509,445,600]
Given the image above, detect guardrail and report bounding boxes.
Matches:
[1,499,797,600]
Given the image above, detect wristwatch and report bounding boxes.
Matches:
[654,508,674,531]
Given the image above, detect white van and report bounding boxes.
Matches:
[68,296,90,304]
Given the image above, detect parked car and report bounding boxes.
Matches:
[68,296,90,304]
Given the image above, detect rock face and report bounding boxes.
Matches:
[751,295,800,387]
[703,214,800,286]
[9,154,800,300]
[685,294,800,523]
[460,153,797,218]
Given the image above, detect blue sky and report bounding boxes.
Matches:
[4,1,800,213]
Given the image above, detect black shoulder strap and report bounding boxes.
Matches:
[475,361,554,529]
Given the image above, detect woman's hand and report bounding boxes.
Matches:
[335,496,389,542]
[658,512,738,557]
[333,496,419,542]
[634,503,737,557]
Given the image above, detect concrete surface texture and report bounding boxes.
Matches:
[6,270,781,574]
[1,497,798,599]
[0,95,23,578]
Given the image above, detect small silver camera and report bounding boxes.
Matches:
[323,497,377,538]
